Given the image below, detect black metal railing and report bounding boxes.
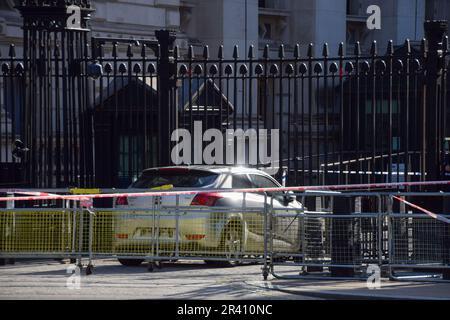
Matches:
[0,2,448,192]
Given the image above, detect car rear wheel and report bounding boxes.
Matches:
[118,259,144,267]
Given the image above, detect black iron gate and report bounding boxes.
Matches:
[0,1,449,190]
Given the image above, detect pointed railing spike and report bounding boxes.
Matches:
[322,43,329,57]
[387,40,394,55]
[203,45,209,60]
[112,43,118,58]
[188,45,194,60]
[354,41,361,56]
[278,44,285,59]
[307,43,314,58]
[421,38,428,55]
[405,39,411,54]
[370,41,377,56]
[8,44,16,58]
[294,44,300,59]
[248,45,254,59]
[127,44,133,58]
[218,45,224,59]
[338,42,344,57]
[263,44,269,59]
[232,45,239,59]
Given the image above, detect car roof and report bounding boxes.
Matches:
[142,165,274,176]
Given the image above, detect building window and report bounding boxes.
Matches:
[180,7,192,34]
[346,21,368,51]
[259,22,272,40]
[259,0,285,9]
[347,0,362,16]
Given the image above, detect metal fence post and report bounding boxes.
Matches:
[423,20,449,280]
[154,30,177,166]
[268,196,275,276]
[423,20,447,186]
[77,202,83,269]
[86,205,95,275]
[69,199,77,264]
[175,195,180,260]
[443,193,450,280]
[262,193,269,280]
[386,194,395,280]
[377,195,386,269]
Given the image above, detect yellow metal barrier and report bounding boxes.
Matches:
[90,207,272,262]
[70,188,101,195]
[0,210,75,255]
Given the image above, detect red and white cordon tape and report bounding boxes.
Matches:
[3,190,63,198]
[393,196,450,224]
[1,180,450,223]
[0,180,449,203]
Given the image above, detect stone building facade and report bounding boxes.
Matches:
[1,0,447,58]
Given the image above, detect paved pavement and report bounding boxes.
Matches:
[1,259,449,300]
[248,278,450,300]
[0,259,316,300]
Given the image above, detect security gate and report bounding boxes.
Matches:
[0,1,449,193]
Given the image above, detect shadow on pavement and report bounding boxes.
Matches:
[14,260,262,278]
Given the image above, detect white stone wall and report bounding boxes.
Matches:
[91,0,181,39]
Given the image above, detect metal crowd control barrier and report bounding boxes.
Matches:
[0,189,273,277]
[268,192,386,280]
[387,193,450,282]
[268,191,450,282]
[0,188,449,282]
